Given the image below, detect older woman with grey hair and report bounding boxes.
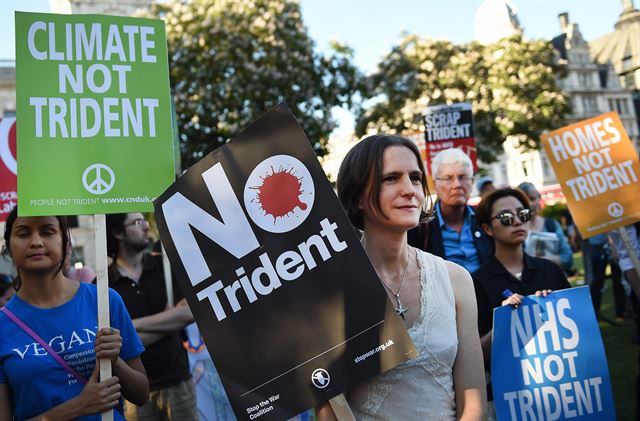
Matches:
[517,182,573,272]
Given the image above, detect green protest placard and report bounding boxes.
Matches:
[15,12,174,216]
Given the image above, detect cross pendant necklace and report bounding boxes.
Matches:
[392,293,409,319]
[379,248,412,320]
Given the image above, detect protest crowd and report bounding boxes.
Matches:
[1,131,639,420]
[1,3,640,421]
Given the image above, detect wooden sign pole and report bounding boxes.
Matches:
[161,243,174,308]
[95,214,113,421]
[329,395,356,421]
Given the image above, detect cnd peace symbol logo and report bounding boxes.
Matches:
[607,202,624,218]
[82,163,115,195]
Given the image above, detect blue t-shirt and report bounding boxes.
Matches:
[436,203,481,273]
[0,283,144,421]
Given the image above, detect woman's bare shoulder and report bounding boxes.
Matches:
[443,260,475,302]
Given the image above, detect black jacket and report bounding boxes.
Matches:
[407,205,494,266]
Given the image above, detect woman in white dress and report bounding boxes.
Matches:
[318,134,486,420]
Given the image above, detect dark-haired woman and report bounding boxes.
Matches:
[472,188,571,416]
[0,208,149,420]
[319,134,486,420]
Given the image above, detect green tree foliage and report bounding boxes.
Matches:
[147,0,362,167]
[356,35,569,163]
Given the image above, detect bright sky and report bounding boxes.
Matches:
[301,0,624,132]
[0,0,625,65]
[299,0,622,73]
[0,0,628,130]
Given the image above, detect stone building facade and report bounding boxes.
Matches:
[590,0,640,132]
[0,60,15,117]
[482,7,639,193]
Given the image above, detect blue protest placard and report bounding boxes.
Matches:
[491,286,615,420]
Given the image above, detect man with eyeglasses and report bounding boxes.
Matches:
[106,213,197,420]
[408,148,493,273]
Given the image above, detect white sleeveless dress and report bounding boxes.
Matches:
[348,250,459,420]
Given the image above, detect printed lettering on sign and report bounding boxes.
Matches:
[16,12,174,215]
[492,287,616,420]
[155,104,417,421]
[541,112,640,238]
[423,102,477,174]
[163,155,346,321]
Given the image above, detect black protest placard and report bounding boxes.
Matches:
[424,102,477,173]
[154,104,417,421]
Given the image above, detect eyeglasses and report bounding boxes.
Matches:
[491,209,532,226]
[124,218,149,228]
[434,175,474,185]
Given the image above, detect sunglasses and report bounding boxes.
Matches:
[491,209,532,226]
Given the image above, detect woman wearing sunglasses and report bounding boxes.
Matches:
[471,187,571,417]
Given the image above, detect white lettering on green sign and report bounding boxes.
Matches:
[26,21,159,139]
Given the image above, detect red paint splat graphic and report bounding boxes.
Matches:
[251,166,307,222]
[8,122,16,159]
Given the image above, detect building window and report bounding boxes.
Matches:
[609,99,615,112]
[614,98,629,115]
[622,45,633,71]
[570,96,580,113]
[583,95,598,114]
[578,72,593,87]
[542,156,553,179]
[624,73,636,89]
[500,163,507,183]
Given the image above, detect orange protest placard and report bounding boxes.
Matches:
[541,112,640,238]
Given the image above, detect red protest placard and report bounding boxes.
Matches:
[424,103,478,173]
[0,117,17,221]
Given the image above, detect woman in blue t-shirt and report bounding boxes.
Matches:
[0,208,149,420]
